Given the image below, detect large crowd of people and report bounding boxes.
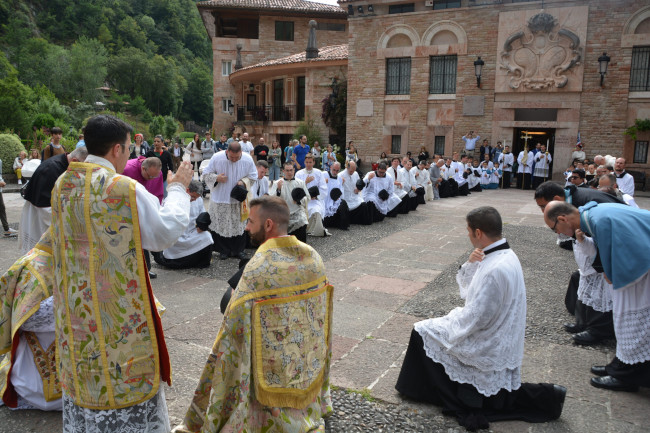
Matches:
[0,119,648,432]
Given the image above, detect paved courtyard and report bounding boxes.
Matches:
[1,187,649,432]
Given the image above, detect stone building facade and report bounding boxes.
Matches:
[199,0,650,182]
[197,0,348,145]
[342,0,650,180]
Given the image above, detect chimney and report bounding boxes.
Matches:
[306,20,318,59]
[235,43,243,70]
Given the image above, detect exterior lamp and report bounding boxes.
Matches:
[598,52,610,87]
[228,101,234,115]
[474,56,484,88]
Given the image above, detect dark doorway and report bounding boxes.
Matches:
[512,128,555,162]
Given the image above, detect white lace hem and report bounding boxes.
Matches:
[417,329,521,397]
[614,304,650,364]
[208,202,246,238]
[577,274,613,313]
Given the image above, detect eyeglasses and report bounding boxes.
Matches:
[550,217,562,233]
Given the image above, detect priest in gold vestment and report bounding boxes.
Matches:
[174,196,333,433]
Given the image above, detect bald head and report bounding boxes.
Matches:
[347,161,356,174]
[543,201,580,237]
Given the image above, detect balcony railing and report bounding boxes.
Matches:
[235,105,303,122]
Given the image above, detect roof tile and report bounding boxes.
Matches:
[197,0,346,15]
[235,44,348,72]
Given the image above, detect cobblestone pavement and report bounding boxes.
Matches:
[1,188,649,432]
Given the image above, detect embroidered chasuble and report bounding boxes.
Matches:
[0,236,60,407]
[51,162,170,410]
[175,235,333,433]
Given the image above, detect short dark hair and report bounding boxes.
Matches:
[572,169,585,179]
[534,181,564,201]
[377,162,387,170]
[249,196,289,232]
[256,160,268,169]
[546,201,577,222]
[391,157,400,163]
[283,161,295,169]
[50,127,63,135]
[84,115,133,157]
[466,206,502,239]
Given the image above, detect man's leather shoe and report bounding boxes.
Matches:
[237,251,248,260]
[552,385,567,419]
[563,322,584,334]
[572,330,601,346]
[148,271,157,279]
[219,252,228,260]
[590,376,639,392]
[590,365,608,377]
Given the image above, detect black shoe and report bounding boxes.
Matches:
[552,385,567,419]
[563,322,584,334]
[590,365,608,377]
[219,252,228,260]
[148,271,157,279]
[572,330,601,346]
[237,251,248,260]
[590,376,639,392]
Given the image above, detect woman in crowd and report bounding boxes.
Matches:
[377,152,389,166]
[345,143,359,169]
[13,151,27,185]
[311,142,322,167]
[268,140,282,181]
[323,144,336,173]
[186,133,203,173]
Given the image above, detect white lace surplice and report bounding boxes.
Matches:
[415,244,526,397]
[612,271,650,365]
[62,387,170,433]
[573,237,613,313]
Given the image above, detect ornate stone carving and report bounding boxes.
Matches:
[500,12,582,90]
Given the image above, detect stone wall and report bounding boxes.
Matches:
[345,0,650,178]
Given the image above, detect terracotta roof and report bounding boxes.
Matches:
[235,44,348,72]
[197,0,346,15]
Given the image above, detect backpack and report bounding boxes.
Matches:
[41,143,54,160]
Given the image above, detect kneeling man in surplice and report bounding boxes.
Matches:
[173,196,334,433]
[396,206,566,431]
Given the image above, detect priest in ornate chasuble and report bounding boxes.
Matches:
[50,115,194,433]
[0,235,62,411]
[397,207,566,431]
[174,196,333,433]
[202,142,258,260]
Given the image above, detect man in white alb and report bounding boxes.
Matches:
[396,206,566,430]
[251,160,270,199]
[339,161,372,225]
[410,159,430,205]
[517,146,534,189]
[295,154,329,237]
[498,145,515,189]
[532,144,552,189]
[322,162,350,230]
[613,158,635,196]
[202,142,258,260]
[362,162,401,222]
[269,161,310,242]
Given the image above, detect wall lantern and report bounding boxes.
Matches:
[358,5,364,13]
[598,52,610,87]
[228,101,234,115]
[249,83,255,92]
[474,56,484,88]
[368,4,374,13]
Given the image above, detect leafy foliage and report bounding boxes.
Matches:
[0,0,214,138]
[292,114,323,147]
[321,79,347,143]
[624,118,650,140]
[0,134,27,175]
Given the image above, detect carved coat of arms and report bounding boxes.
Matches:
[500,13,582,90]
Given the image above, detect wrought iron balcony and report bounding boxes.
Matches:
[235,105,302,122]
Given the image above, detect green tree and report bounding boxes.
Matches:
[293,113,323,147]
[321,79,347,143]
[69,37,108,104]
[0,134,27,175]
[0,55,36,136]
[149,115,165,137]
[182,62,212,124]
[97,23,114,52]
[163,114,178,140]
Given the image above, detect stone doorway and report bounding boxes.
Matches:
[512,127,556,171]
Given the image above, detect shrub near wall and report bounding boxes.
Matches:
[0,134,27,176]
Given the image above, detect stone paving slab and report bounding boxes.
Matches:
[348,275,426,297]
[331,300,393,340]
[330,338,405,390]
